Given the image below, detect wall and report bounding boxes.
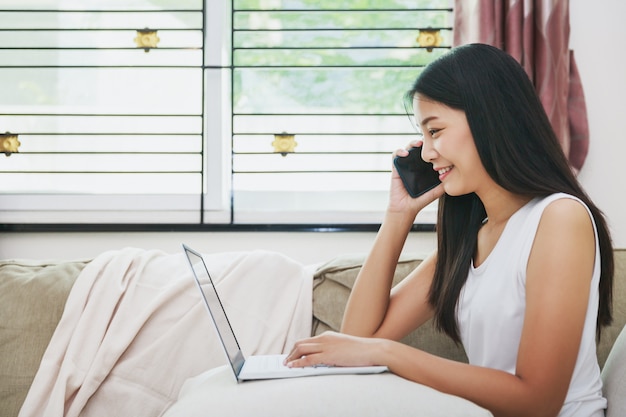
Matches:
[570,0,626,249]
[0,231,436,266]
[0,1,624,264]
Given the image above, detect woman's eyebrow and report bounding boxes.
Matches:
[420,115,438,126]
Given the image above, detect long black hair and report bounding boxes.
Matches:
[405,43,613,343]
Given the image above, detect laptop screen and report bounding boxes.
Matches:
[183,244,245,377]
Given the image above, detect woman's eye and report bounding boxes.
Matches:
[429,129,441,137]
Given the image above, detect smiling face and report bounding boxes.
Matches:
[413,94,493,197]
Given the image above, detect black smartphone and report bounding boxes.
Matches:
[393,146,441,198]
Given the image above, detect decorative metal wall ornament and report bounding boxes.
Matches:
[134,29,160,52]
[272,133,297,156]
[417,29,443,52]
[0,132,20,156]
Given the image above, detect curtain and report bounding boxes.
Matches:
[453,0,589,172]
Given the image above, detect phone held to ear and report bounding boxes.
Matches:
[393,146,441,198]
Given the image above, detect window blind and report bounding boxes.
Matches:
[0,0,452,229]
[231,0,452,224]
[0,0,207,224]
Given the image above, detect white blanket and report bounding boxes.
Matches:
[18,248,313,417]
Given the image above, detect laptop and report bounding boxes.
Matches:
[182,244,388,381]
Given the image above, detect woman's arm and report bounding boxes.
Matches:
[341,142,444,339]
[340,211,437,340]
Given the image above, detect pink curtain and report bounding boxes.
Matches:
[453,0,589,172]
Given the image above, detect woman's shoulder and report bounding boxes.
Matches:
[541,197,594,232]
[531,194,596,262]
[534,193,593,227]
[521,193,590,222]
[507,193,596,267]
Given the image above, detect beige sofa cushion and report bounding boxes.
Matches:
[0,259,88,417]
[311,253,468,363]
[598,249,626,367]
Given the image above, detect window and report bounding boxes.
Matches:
[0,0,452,229]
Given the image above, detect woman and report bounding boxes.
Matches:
[284,44,613,417]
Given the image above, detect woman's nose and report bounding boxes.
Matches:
[421,140,437,162]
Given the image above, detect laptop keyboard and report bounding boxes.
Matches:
[252,355,290,371]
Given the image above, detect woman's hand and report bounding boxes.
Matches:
[390,140,444,215]
[283,331,386,368]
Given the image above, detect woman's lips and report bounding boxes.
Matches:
[436,166,453,181]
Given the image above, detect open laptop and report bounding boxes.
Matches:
[182,244,388,381]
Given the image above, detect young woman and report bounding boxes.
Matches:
[284,44,614,417]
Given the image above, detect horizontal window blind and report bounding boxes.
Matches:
[0,0,452,228]
[0,0,207,223]
[231,0,452,224]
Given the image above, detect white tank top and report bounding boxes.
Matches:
[457,193,606,417]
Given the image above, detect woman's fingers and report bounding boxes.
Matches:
[393,139,423,159]
[284,332,341,366]
[284,340,325,367]
[284,331,383,368]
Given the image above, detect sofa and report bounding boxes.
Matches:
[1,250,625,417]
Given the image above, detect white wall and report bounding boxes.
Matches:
[0,231,437,266]
[570,0,626,248]
[0,1,624,264]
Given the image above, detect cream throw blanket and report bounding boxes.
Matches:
[18,248,313,417]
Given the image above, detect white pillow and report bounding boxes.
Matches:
[602,325,626,417]
[163,365,493,417]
